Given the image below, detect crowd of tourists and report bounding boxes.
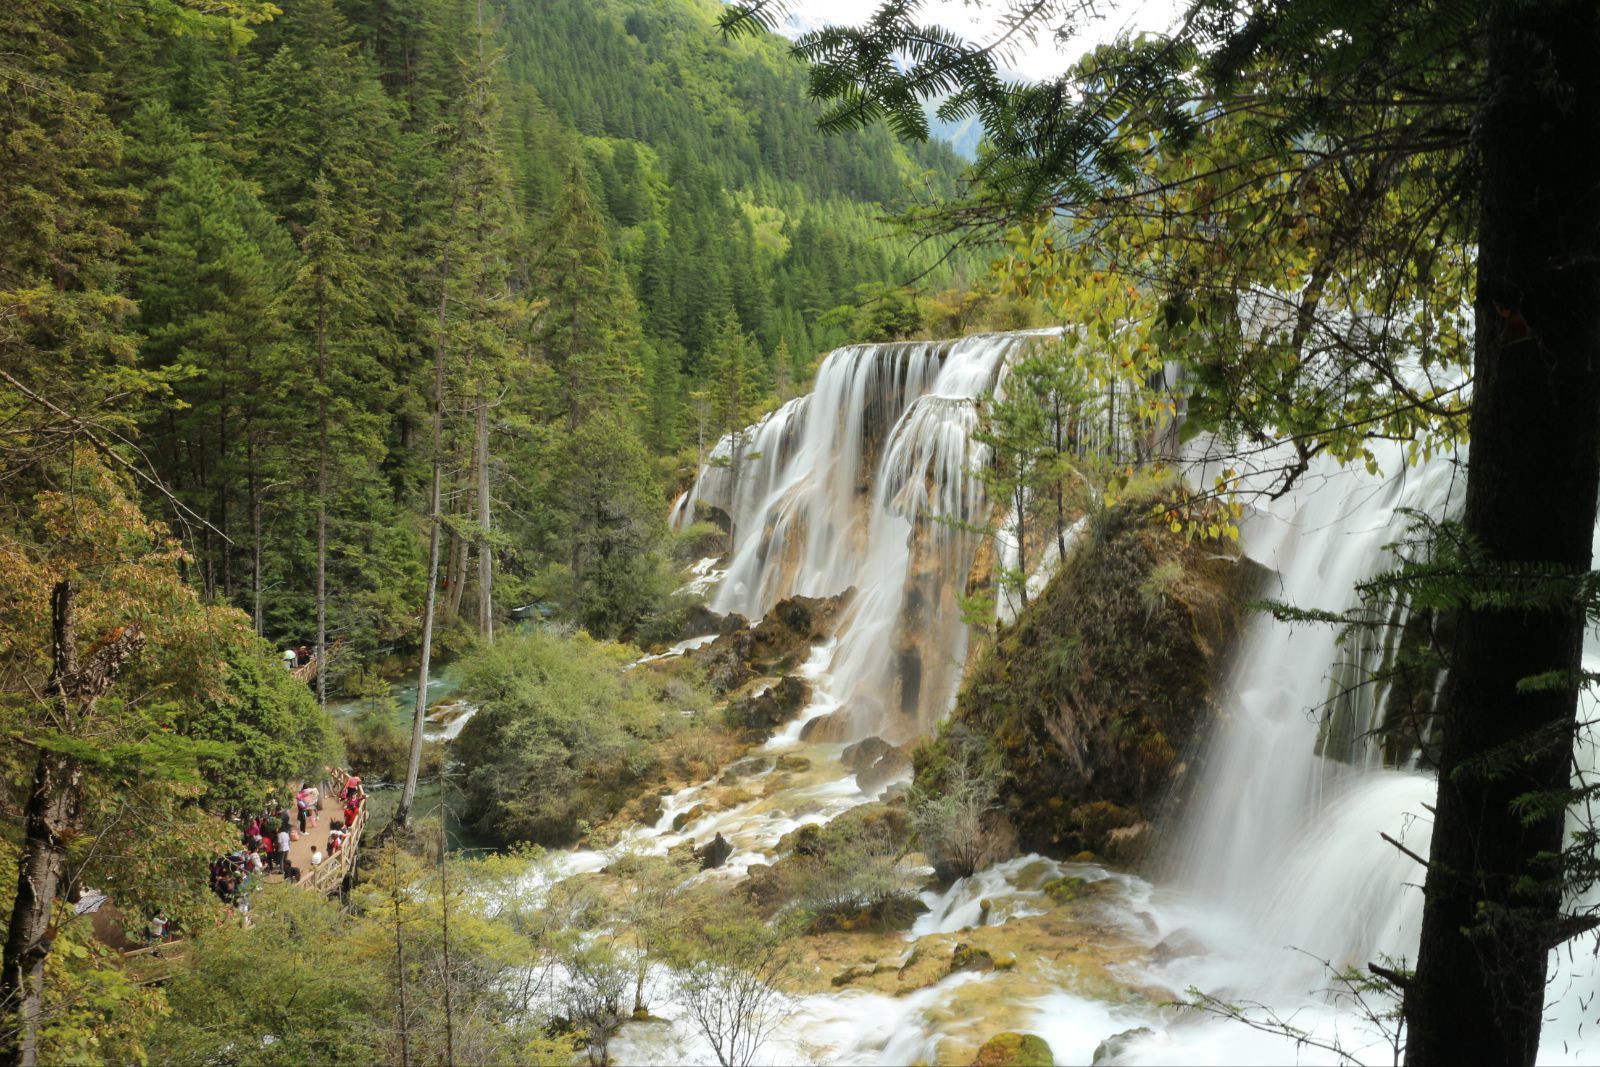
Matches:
[206,769,367,912]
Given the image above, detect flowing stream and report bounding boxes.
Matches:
[539,332,1600,1063]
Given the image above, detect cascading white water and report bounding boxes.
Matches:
[555,330,1600,1064]
[1160,442,1464,954]
[673,330,1057,737]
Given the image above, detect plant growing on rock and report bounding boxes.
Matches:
[775,811,922,931]
[559,941,631,1066]
[911,754,1001,881]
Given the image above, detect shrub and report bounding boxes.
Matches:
[911,756,1000,882]
[453,629,712,846]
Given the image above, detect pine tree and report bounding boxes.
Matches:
[395,0,529,828]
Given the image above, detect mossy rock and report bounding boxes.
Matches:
[810,893,928,935]
[970,1031,1054,1067]
[687,589,854,694]
[671,804,707,832]
[775,754,812,773]
[949,942,995,974]
[724,677,812,739]
[1042,876,1097,903]
[1092,1027,1153,1064]
[914,497,1267,863]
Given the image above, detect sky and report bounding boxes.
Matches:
[776,0,1187,82]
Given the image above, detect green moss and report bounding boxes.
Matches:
[970,1031,1055,1067]
[949,942,995,973]
[1042,876,1091,903]
[914,499,1265,863]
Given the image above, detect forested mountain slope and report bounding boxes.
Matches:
[1,0,975,679]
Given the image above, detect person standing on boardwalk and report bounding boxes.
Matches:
[276,825,291,874]
[296,785,319,833]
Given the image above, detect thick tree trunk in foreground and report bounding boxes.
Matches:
[1,752,82,1067]
[1,583,142,1067]
[1405,4,1600,1062]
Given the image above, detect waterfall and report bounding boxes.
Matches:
[672,330,1057,738]
[1158,440,1464,958]
[593,330,1600,1064]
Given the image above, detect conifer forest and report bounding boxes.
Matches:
[5,0,1600,1064]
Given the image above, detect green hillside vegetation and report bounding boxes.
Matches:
[1,0,986,686]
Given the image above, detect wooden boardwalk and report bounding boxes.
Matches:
[284,781,367,895]
[289,652,319,685]
[111,775,367,982]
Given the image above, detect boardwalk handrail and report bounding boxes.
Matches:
[288,640,344,685]
[288,655,317,684]
[303,803,365,896]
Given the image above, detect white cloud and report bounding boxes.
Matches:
[776,0,1186,82]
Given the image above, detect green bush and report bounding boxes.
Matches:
[453,629,712,846]
[180,640,337,814]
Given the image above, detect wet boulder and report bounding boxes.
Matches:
[1092,1028,1153,1065]
[681,604,725,639]
[971,1032,1054,1067]
[670,804,707,832]
[948,942,995,974]
[798,710,850,742]
[687,590,853,694]
[840,736,894,772]
[696,832,733,870]
[857,748,912,794]
[724,676,812,739]
[717,756,774,785]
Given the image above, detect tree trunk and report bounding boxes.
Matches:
[1404,4,1600,1063]
[218,385,232,600]
[249,437,264,638]
[396,257,449,831]
[0,751,81,1067]
[446,494,469,620]
[475,390,493,642]
[1,583,142,1067]
[393,879,411,1067]
[1051,394,1067,561]
[439,843,456,1067]
[1013,479,1028,611]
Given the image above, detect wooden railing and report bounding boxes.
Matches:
[302,804,366,896]
[288,640,344,685]
[289,654,317,685]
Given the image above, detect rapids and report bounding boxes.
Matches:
[535,332,1600,1064]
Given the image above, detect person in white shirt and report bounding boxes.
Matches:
[310,846,324,867]
[282,648,297,671]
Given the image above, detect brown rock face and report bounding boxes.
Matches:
[687,589,854,693]
[697,832,733,870]
[914,496,1268,865]
[724,675,813,739]
[798,711,850,742]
